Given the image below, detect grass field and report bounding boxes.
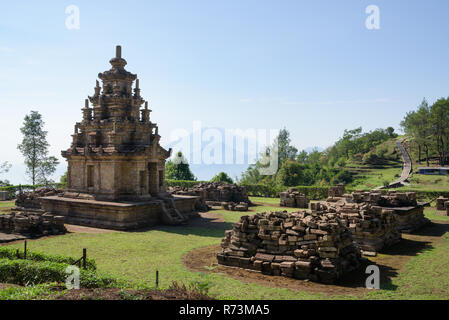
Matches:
[347,161,403,190]
[1,197,449,300]
[0,201,14,214]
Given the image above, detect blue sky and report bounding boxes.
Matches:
[1,1,449,183]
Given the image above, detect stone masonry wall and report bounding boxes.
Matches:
[169,182,251,211]
[217,211,361,284]
[280,188,309,208]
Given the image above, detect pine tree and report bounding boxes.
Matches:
[17,111,59,185]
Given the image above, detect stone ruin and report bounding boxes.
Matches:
[0,191,10,201]
[436,196,449,216]
[311,201,400,256]
[324,186,429,234]
[217,211,361,284]
[38,46,198,229]
[0,187,67,237]
[15,187,63,209]
[279,188,309,208]
[0,207,66,236]
[168,182,251,212]
[328,183,346,198]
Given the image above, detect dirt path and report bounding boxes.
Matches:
[183,220,449,297]
[65,224,118,234]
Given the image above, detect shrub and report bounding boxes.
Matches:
[0,247,96,271]
[0,259,115,288]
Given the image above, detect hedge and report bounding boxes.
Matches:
[0,258,116,288]
[0,247,96,271]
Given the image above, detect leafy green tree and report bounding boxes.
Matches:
[430,98,449,165]
[60,171,68,187]
[17,111,59,185]
[277,128,298,167]
[36,156,60,184]
[277,160,304,186]
[0,161,12,187]
[165,151,196,181]
[211,172,234,184]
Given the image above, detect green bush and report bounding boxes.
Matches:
[0,247,96,270]
[0,259,115,288]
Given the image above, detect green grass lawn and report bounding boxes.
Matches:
[1,202,449,300]
[0,201,14,214]
[397,173,449,192]
[347,161,403,190]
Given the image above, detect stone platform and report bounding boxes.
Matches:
[40,195,198,230]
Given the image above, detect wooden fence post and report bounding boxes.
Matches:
[156,270,159,288]
[24,240,27,260]
[82,248,87,270]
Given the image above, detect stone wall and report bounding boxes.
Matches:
[436,196,449,211]
[217,211,361,284]
[280,188,309,208]
[168,182,251,211]
[15,187,63,209]
[325,190,429,233]
[313,201,400,255]
[0,207,66,236]
[0,191,9,201]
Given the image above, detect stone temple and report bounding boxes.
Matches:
[40,46,197,230]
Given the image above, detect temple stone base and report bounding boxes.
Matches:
[40,195,198,230]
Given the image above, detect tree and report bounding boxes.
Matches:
[277,128,298,167]
[211,172,234,184]
[36,156,60,184]
[60,171,68,187]
[277,160,304,186]
[165,151,196,181]
[430,98,449,165]
[17,111,59,185]
[0,161,12,187]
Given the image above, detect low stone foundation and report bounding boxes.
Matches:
[15,187,63,209]
[436,196,449,211]
[217,211,361,284]
[0,207,66,236]
[280,188,309,208]
[168,182,251,211]
[313,201,401,255]
[40,195,197,230]
[325,189,429,234]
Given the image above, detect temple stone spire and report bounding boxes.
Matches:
[62,45,170,201]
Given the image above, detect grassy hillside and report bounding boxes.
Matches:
[346,137,403,190]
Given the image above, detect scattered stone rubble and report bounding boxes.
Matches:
[436,196,449,216]
[280,188,309,208]
[325,186,429,234]
[0,207,66,236]
[0,191,9,201]
[314,200,401,255]
[217,211,361,284]
[168,182,251,211]
[15,187,63,209]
